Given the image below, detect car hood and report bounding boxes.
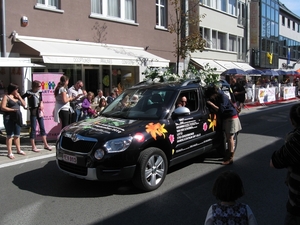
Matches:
[63,116,147,140]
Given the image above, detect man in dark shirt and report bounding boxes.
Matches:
[230,76,245,108]
[270,104,300,224]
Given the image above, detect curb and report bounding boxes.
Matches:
[244,98,299,108]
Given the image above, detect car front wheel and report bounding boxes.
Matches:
[133,147,168,192]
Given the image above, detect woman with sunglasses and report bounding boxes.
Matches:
[22,80,52,152]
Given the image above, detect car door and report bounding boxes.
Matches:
[172,88,216,157]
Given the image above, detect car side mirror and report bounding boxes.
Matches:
[172,107,190,118]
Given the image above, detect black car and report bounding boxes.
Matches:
[56,79,237,191]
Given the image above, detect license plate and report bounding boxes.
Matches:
[63,154,77,164]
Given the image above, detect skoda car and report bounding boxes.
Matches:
[56,80,236,191]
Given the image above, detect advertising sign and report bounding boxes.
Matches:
[32,73,62,140]
[283,86,296,100]
[258,87,276,103]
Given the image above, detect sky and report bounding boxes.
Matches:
[280,0,300,17]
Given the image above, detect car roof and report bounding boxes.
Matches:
[129,79,203,91]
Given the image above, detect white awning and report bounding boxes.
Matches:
[232,62,254,70]
[191,58,226,73]
[15,35,169,67]
[214,60,239,70]
[0,58,44,67]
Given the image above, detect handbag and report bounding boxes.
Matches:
[38,109,44,117]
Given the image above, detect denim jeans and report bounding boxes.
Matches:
[75,108,81,122]
[71,108,82,123]
[30,114,46,139]
[4,116,21,137]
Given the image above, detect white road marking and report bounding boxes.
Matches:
[0,153,55,168]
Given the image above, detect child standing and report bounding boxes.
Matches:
[81,91,97,119]
[204,170,257,225]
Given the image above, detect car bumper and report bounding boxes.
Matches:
[56,159,136,181]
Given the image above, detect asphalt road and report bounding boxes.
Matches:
[0,101,297,225]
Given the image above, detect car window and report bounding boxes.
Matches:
[175,89,199,112]
[102,89,175,119]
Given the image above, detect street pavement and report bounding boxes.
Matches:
[0,97,299,166]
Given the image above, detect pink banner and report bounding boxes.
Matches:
[32,73,63,141]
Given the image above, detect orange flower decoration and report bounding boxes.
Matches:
[208,114,217,131]
[145,122,168,140]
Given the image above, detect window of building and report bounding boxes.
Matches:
[237,37,245,60]
[287,19,290,28]
[217,32,227,50]
[212,30,217,49]
[229,35,237,52]
[203,27,212,48]
[211,0,216,9]
[220,0,226,12]
[156,0,167,28]
[35,0,63,12]
[293,21,295,30]
[237,1,245,26]
[37,0,59,8]
[200,0,211,7]
[91,0,136,22]
[229,0,237,16]
[282,15,285,25]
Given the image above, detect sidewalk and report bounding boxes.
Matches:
[0,97,299,166]
[0,127,56,165]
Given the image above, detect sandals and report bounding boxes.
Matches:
[7,153,15,159]
[44,145,52,151]
[17,150,26,155]
[32,148,40,153]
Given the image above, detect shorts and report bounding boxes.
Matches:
[223,117,242,134]
[4,117,21,138]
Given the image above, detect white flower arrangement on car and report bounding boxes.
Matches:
[142,67,182,83]
[142,63,220,87]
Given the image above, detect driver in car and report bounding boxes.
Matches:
[176,96,187,108]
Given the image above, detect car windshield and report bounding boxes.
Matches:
[101,88,176,119]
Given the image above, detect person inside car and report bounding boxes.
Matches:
[176,96,187,108]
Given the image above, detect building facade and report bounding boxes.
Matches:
[278,2,300,71]
[192,0,253,74]
[250,0,300,71]
[0,0,178,95]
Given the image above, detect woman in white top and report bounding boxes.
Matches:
[54,75,81,128]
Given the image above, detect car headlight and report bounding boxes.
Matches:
[104,136,133,153]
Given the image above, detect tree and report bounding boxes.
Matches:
[168,0,206,74]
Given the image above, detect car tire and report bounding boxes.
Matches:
[133,147,168,192]
[217,132,238,157]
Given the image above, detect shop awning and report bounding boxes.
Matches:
[214,60,240,70]
[232,62,254,70]
[190,58,226,73]
[0,58,44,67]
[15,35,169,67]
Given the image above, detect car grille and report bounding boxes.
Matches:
[61,136,97,153]
[58,160,88,176]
